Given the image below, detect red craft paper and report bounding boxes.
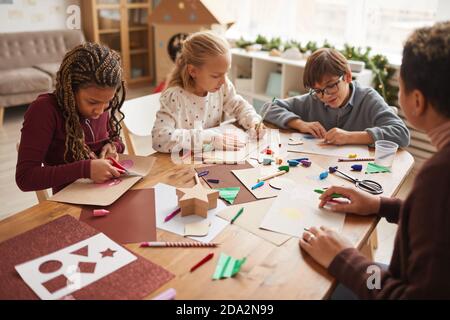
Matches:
[0,215,174,300]
[195,162,257,205]
[80,188,157,244]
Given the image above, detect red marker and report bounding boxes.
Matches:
[190,252,214,272]
[164,207,181,223]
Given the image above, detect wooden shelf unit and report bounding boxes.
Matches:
[81,0,154,85]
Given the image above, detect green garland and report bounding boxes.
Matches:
[235,36,397,105]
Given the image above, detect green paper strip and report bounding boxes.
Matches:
[365,162,391,174]
[217,187,240,204]
[212,253,247,280]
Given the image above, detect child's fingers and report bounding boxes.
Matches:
[309,127,321,138]
[299,238,312,251]
[319,126,327,138]
[110,167,122,177]
[316,125,326,138]
[106,152,119,161]
[99,149,107,159]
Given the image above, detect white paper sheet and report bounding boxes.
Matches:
[287,133,371,158]
[15,233,137,300]
[154,183,228,243]
[260,180,346,237]
[201,124,274,162]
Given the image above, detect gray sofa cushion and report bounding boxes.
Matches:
[0,30,84,71]
[34,62,60,83]
[0,68,52,95]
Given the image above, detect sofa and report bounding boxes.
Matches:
[0,29,85,126]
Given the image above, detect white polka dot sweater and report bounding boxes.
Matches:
[151,78,261,153]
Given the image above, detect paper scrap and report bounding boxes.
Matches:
[217,187,240,204]
[365,162,391,174]
[212,253,246,280]
[184,220,211,237]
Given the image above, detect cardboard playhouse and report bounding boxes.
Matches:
[149,0,234,84]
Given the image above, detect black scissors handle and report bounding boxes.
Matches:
[331,166,383,195]
[355,179,383,194]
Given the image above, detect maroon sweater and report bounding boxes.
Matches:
[16,93,125,194]
[328,141,450,299]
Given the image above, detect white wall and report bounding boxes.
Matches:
[0,0,80,33]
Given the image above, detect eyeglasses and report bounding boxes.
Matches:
[309,75,344,98]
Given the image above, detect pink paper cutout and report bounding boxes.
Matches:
[96,178,122,188]
[119,160,134,170]
[38,260,63,274]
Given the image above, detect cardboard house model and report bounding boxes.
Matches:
[149,0,234,83]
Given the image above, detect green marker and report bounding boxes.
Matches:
[314,189,344,199]
[230,207,244,224]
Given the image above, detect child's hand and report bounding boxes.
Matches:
[319,186,381,215]
[99,143,118,161]
[90,159,123,183]
[299,226,354,269]
[248,123,267,140]
[88,151,98,160]
[323,128,351,145]
[212,133,245,151]
[297,120,326,138]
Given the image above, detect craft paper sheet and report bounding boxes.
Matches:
[260,180,345,237]
[15,233,137,300]
[49,154,155,206]
[195,162,258,205]
[154,183,228,243]
[216,198,291,246]
[202,124,275,162]
[287,133,371,158]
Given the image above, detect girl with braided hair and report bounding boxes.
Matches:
[16,42,127,194]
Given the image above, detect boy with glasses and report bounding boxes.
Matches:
[261,48,410,147]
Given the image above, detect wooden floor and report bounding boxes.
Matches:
[0,84,418,265]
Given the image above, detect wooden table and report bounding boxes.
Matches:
[0,135,414,299]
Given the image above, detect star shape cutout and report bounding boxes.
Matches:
[177,184,217,204]
[100,248,116,258]
[176,184,219,217]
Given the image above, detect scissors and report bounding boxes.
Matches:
[329,166,383,195]
[107,157,141,177]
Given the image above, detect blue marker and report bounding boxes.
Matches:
[287,160,300,167]
[351,164,363,172]
[319,171,329,180]
[198,170,209,177]
[251,181,264,190]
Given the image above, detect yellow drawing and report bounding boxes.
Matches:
[280,207,303,220]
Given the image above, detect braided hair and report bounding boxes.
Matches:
[54,42,126,162]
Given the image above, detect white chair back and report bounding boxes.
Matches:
[121,93,161,155]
